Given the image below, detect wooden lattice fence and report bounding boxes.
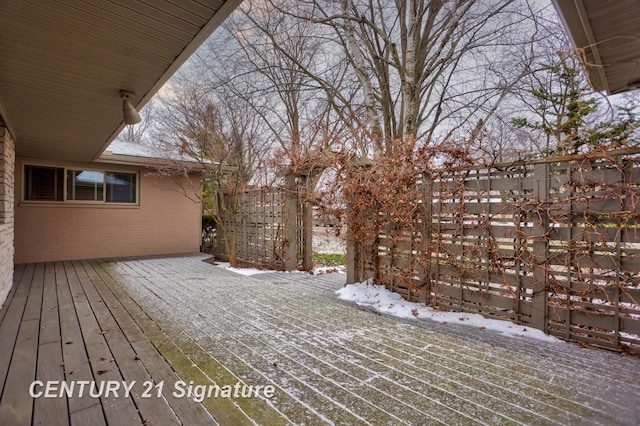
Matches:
[214,175,312,271]
[347,150,640,353]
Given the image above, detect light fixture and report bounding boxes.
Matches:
[120,90,141,124]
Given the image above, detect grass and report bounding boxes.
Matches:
[313,252,346,266]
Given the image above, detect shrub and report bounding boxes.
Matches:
[201,215,217,253]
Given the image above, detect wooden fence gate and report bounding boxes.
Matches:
[347,150,640,353]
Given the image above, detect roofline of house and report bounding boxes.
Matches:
[95,152,237,175]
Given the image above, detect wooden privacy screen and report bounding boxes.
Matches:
[214,175,313,271]
[347,150,640,353]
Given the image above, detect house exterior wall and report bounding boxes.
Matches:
[0,127,15,308]
[14,160,201,263]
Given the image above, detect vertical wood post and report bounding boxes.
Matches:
[420,173,432,304]
[302,176,314,271]
[346,237,357,284]
[346,167,358,284]
[345,161,375,284]
[283,174,299,271]
[532,163,549,333]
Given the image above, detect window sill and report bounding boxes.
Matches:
[20,201,140,208]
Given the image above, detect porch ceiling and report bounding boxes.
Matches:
[552,0,640,95]
[0,0,242,163]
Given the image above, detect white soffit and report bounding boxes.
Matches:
[0,0,242,162]
[553,0,640,95]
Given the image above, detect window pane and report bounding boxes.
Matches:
[106,172,137,203]
[24,165,64,201]
[67,170,104,201]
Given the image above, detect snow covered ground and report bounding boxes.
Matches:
[214,261,275,276]
[214,261,345,276]
[104,254,640,425]
[337,280,561,343]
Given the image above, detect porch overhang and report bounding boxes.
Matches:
[552,0,640,95]
[0,0,242,162]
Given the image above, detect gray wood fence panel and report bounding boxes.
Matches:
[214,176,312,271]
[348,151,640,353]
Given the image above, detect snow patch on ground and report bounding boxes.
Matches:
[336,281,562,343]
[312,265,347,275]
[214,262,345,276]
[214,262,274,276]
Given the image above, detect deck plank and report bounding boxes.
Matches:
[0,263,44,425]
[0,263,34,398]
[66,261,141,426]
[33,263,68,426]
[22,262,44,321]
[78,260,181,426]
[56,262,101,416]
[33,342,68,426]
[38,263,62,345]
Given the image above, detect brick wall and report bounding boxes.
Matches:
[14,162,202,263]
[15,160,201,263]
[0,126,15,308]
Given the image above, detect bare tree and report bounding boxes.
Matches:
[191,4,350,176]
[251,0,545,158]
[153,80,268,266]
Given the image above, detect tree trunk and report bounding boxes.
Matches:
[230,221,239,267]
[341,0,384,155]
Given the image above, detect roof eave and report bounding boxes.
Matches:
[94,0,244,161]
[96,152,237,175]
[551,0,609,93]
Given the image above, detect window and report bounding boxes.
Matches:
[106,172,137,203]
[67,170,104,201]
[24,165,137,204]
[24,165,64,201]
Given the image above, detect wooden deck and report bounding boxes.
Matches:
[3,255,640,425]
[0,260,219,426]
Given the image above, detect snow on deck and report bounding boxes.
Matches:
[336,281,561,343]
[102,254,640,425]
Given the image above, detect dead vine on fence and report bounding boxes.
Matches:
[341,144,640,352]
